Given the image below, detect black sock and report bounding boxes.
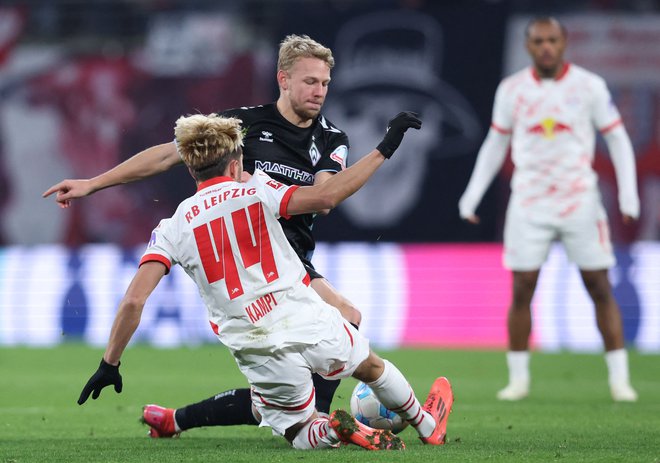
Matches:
[313,373,341,414]
[174,388,258,430]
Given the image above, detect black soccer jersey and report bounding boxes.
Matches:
[219,103,349,261]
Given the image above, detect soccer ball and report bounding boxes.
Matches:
[349,382,409,434]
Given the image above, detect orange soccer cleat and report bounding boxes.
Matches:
[329,409,405,450]
[419,377,454,445]
[141,404,180,438]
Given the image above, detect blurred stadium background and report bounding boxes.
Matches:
[1,0,659,353]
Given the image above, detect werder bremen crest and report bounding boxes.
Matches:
[309,139,320,166]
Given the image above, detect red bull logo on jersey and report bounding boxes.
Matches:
[527,118,572,139]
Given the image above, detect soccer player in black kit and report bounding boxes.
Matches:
[45,35,403,437]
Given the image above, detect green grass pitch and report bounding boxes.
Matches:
[1,345,658,462]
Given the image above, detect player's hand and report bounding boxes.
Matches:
[78,359,123,405]
[42,179,94,208]
[377,111,422,159]
[464,214,480,225]
[622,214,636,225]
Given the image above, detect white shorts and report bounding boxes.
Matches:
[236,307,370,436]
[503,194,615,271]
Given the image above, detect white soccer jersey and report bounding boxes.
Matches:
[140,170,333,364]
[492,63,624,218]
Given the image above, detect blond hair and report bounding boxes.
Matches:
[174,114,244,171]
[277,34,334,72]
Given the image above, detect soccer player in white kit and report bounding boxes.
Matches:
[77,112,455,450]
[459,17,639,402]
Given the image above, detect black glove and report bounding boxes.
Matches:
[78,359,123,405]
[376,111,422,159]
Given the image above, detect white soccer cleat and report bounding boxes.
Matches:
[496,381,529,401]
[610,383,638,402]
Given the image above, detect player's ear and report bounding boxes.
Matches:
[277,69,288,90]
[228,159,241,180]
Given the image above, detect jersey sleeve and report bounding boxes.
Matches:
[140,219,177,274]
[250,170,300,220]
[590,76,622,133]
[316,132,349,174]
[490,80,514,134]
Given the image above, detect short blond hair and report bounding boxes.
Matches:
[174,114,243,171]
[277,34,334,72]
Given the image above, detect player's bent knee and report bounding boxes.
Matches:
[312,279,362,326]
[331,297,361,326]
[343,304,362,326]
[352,350,384,383]
[331,301,361,326]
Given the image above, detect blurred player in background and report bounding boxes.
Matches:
[459,17,639,402]
[45,35,364,432]
[77,112,454,450]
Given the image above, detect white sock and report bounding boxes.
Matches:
[605,348,631,386]
[368,359,436,438]
[291,417,340,450]
[506,351,530,385]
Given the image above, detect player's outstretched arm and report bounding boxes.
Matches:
[458,128,510,224]
[287,112,421,215]
[602,125,640,223]
[310,171,335,216]
[78,262,167,405]
[43,142,181,208]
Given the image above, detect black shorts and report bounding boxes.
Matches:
[300,255,324,281]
